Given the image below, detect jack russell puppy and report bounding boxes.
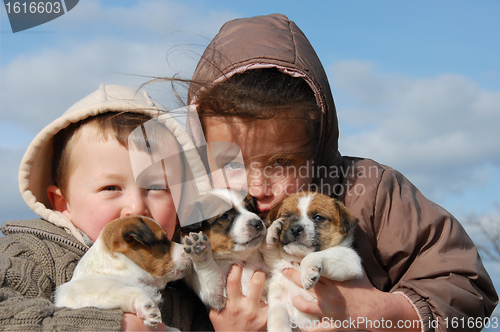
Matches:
[263,191,363,332]
[54,216,191,327]
[181,189,269,310]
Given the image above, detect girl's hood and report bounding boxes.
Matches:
[188,13,341,169]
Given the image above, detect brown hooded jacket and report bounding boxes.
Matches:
[188,14,498,332]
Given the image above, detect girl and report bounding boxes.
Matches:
[186,14,497,331]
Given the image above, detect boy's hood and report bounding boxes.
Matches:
[19,84,210,246]
[188,13,341,169]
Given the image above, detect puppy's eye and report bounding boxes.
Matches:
[219,213,230,221]
[313,214,326,222]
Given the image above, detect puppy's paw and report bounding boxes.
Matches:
[266,218,283,248]
[300,253,323,290]
[210,294,227,312]
[183,231,211,264]
[135,299,162,327]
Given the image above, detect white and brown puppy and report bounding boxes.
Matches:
[181,189,269,310]
[262,191,363,332]
[54,216,191,327]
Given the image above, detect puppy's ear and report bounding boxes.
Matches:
[180,221,203,235]
[180,193,231,233]
[181,200,204,234]
[266,201,283,226]
[122,218,157,248]
[244,193,258,213]
[335,201,359,235]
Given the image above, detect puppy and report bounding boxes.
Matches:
[181,189,269,310]
[262,191,363,332]
[54,216,191,327]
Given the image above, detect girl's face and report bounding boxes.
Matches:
[204,115,314,218]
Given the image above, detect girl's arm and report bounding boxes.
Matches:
[283,268,421,331]
[290,159,497,332]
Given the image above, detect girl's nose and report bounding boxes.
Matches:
[247,171,272,199]
[121,191,150,217]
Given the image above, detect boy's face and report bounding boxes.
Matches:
[57,130,178,242]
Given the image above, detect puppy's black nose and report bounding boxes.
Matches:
[290,224,304,237]
[250,218,263,231]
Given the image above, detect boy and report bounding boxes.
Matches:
[0,84,213,331]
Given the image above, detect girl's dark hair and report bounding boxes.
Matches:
[195,68,322,159]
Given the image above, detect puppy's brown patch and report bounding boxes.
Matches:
[102,216,177,278]
[267,191,304,224]
[244,193,258,214]
[181,194,237,253]
[200,210,239,254]
[307,193,358,250]
[203,226,235,253]
[181,194,233,232]
[267,192,358,251]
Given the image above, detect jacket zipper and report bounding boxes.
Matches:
[2,224,88,252]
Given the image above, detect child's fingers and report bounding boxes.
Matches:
[247,270,267,303]
[209,267,268,331]
[282,268,301,285]
[226,264,244,299]
[282,267,316,292]
[292,294,322,316]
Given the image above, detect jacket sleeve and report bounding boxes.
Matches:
[0,233,124,331]
[363,167,498,332]
[160,280,214,331]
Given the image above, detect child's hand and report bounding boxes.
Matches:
[209,265,268,331]
[121,313,167,331]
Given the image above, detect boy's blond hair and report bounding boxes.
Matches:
[51,112,152,196]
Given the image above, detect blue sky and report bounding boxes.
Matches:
[1,0,499,317]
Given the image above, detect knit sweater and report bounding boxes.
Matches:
[0,219,214,331]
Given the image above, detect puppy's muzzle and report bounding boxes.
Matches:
[282,221,305,245]
[249,218,264,231]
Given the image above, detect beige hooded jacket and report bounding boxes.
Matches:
[188,14,497,332]
[1,84,213,331]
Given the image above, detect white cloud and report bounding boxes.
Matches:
[0,0,237,132]
[52,0,233,38]
[461,207,500,299]
[330,60,500,200]
[460,208,500,317]
[0,38,195,131]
